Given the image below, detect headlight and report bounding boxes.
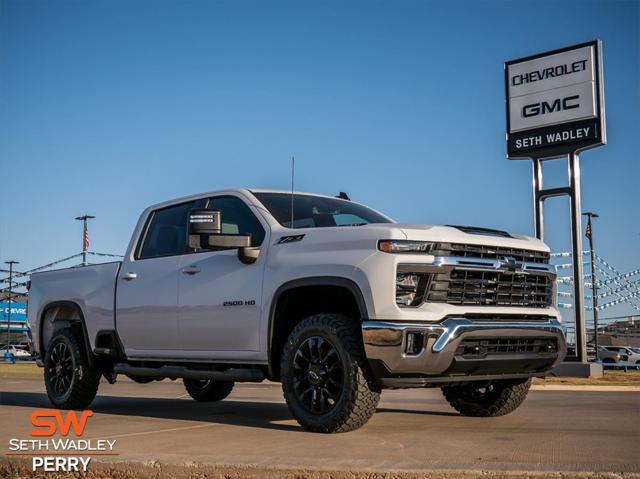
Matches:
[378,240,436,254]
[396,272,430,307]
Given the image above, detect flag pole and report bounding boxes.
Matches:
[75,215,96,266]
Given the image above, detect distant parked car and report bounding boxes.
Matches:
[601,346,640,364]
[597,346,622,363]
[1,345,31,358]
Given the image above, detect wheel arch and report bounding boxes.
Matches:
[39,301,95,366]
[267,276,368,379]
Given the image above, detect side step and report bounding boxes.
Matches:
[113,363,264,382]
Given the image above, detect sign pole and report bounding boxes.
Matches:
[583,212,600,360]
[532,158,544,239]
[568,152,587,363]
[4,260,19,347]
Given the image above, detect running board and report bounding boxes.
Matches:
[113,364,264,382]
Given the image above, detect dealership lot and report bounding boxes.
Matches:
[1,374,639,474]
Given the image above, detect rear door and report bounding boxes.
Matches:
[116,200,202,356]
[178,195,268,355]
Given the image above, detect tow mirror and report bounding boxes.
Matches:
[238,246,260,264]
[188,209,251,250]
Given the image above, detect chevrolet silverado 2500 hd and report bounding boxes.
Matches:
[29,189,566,432]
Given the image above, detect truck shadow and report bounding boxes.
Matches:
[0,391,458,433]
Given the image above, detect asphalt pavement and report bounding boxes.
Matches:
[1,374,638,474]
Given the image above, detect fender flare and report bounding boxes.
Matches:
[267,276,369,376]
[39,300,95,366]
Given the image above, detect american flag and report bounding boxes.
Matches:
[83,223,90,251]
[585,222,592,240]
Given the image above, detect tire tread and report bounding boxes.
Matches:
[44,328,100,410]
[281,313,380,433]
[442,378,531,417]
[183,379,234,402]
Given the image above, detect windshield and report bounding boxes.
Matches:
[253,192,392,229]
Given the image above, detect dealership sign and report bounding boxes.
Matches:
[505,40,606,159]
[0,301,28,331]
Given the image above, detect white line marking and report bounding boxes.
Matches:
[85,423,220,441]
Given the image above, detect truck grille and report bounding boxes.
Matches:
[456,337,557,358]
[430,243,550,264]
[427,270,553,308]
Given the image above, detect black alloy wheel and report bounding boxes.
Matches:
[292,336,344,413]
[189,379,211,390]
[47,342,74,398]
[281,314,380,433]
[44,328,101,409]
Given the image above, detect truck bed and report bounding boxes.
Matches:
[28,261,122,355]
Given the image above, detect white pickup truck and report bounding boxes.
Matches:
[29,189,566,432]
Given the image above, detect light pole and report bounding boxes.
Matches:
[4,260,19,347]
[75,215,95,266]
[583,212,599,361]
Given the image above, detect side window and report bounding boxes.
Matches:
[208,196,265,247]
[138,201,196,259]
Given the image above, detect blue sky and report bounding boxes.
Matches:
[0,0,638,319]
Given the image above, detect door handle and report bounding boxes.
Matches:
[122,272,137,281]
[181,265,201,276]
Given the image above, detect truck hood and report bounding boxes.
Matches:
[369,223,549,252]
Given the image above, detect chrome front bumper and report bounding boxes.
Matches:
[362,318,567,381]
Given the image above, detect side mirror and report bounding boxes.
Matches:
[238,246,260,264]
[188,209,251,250]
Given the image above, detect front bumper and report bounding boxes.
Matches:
[362,317,566,387]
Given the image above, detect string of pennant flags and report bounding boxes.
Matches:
[0,252,124,294]
[554,251,640,313]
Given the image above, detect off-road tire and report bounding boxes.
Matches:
[281,313,381,433]
[44,328,101,410]
[441,378,532,417]
[183,379,234,402]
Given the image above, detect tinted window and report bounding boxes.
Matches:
[254,192,392,229]
[208,196,265,247]
[139,201,196,259]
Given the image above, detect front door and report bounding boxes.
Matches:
[178,195,267,353]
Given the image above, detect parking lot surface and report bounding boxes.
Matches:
[1,374,639,474]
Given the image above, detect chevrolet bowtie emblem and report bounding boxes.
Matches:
[501,256,519,272]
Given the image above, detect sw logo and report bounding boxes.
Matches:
[26,410,95,472]
[31,409,93,437]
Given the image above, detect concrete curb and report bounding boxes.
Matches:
[531,384,640,392]
[2,458,639,479]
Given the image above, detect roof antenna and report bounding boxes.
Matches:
[290,156,295,228]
